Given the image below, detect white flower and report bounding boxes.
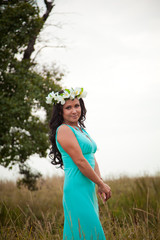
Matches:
[80,90,87,98]
[60,98,65,105]
[63,90,70,99]
[49,91,55,98]
[56,95,64,104]
[74,87,81,96]
[54,93,59,101]
[70,88,75,99]
[46,87,87,105]
[46,96,52,104]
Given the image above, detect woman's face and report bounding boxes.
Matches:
[62,98,81,125]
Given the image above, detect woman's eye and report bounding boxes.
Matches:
[66,106,71,109]
[75,104,80,108]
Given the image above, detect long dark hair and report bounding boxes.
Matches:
[49,96,87,169]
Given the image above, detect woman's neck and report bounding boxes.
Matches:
[63,121,78,127]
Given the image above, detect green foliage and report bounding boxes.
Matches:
[0,0,43,70]
[16,164,42,191]
[0,60,62,168]
[0,0,63,188]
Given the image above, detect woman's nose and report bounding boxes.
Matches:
[72,108,76,113]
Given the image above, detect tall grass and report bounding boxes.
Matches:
[0,175,160,240]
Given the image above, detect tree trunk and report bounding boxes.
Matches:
[23,0,54,60]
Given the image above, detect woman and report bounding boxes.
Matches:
[47,87,111,240]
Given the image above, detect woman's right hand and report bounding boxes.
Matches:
[97,181,112,203]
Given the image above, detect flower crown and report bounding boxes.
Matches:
[46,87,87,105]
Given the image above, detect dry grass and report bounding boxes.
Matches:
[0,175,160,240]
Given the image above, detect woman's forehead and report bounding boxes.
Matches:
[64,98,80,106]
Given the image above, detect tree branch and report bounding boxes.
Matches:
[43,0,55,21]
[32,45,65,62]
[23,0,55,60]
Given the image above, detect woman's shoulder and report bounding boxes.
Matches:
[56,124,77,145]
[56,124,75,135]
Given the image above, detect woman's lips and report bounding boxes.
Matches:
[72,115,78,118]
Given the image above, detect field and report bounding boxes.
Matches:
[0,175,160,240]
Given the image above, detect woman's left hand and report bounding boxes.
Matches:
[97,183,112,203]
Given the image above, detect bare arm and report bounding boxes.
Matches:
[94,156,102,179]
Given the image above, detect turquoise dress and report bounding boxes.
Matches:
[56,124,106,240]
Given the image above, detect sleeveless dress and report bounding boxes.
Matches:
[56,124,106,240]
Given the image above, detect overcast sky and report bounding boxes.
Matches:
[1,0,160,180]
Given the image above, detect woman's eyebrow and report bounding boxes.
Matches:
[65,104,72,107]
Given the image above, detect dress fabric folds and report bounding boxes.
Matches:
[56,124,106,240]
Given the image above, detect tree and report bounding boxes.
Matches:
[0,0,63,189]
